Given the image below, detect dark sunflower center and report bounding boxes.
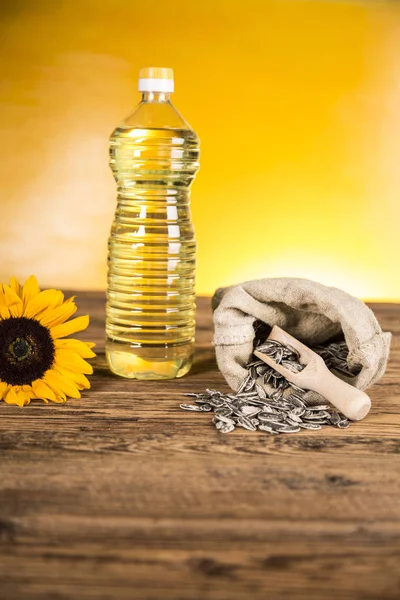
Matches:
[0,317,55,386]
[9,338,32,361]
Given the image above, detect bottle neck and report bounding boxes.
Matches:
[141,91,171,103]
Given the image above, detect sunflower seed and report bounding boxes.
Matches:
[237,376,248,395]
[279,425,301,434]
[236,416,257,431]
[242,398,268,407]
[180,404,204,411]
[258,424,278,434]
[180,333,354,436]
[311,410,331,419]
[287,412,302,423]
[255,383,267,399]
[241,405,262,417]
[286,416,303,427]
[258,406,282,415]
[237,391,259,398]
[215,421,235,433]
[258,413,285,424]
[288,394,306,408]
[214,414,236,425]
[271,423,299,433]
[304,413,329,421]
[290,406,306,417]
[208,397,225,408]
[224,402,243,417]
[291,383,306,393]
[330,412,341,425]
[215,407,233,418]
[298,422,323,430]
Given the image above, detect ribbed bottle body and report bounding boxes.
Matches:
[106,126,199,379]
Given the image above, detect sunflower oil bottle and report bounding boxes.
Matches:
[106,67,200,379]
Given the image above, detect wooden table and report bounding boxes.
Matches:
[0,294,399,600]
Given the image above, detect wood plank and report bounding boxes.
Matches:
[0,295,399,600]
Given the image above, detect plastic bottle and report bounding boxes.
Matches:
[106,67,200,379]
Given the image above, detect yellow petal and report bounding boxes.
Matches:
[55,349,93,374]
[22,275,41,306]
[0,305,10,319]
[22,385,35,398]
[41,371,63,396]
[0,288,11,318]
[32,379,57,401]
[24,289,64,319]
[4,387,18,405]
[52,395,67,404]
[23,384,47,404]
[9,276,22,298]
[39,301,78,328]
[17,390,30,407]
[46,387,66,403]
[55,338,96,358]
[1,284,23,317]
[54,366,91,389]
[4,386,23,406]
[44,370,81,399]
[0,381,9,400]
[50,315,90,339]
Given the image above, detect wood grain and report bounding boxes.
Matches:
[0,294,399,600]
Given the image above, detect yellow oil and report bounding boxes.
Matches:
[106,125,200,379]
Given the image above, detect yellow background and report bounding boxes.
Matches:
[0,0,399,300]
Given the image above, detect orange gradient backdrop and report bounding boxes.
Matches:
[0,0,399,300]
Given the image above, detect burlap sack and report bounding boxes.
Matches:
[212,277,391,393]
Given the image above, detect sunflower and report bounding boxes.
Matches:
[0,276,95,407]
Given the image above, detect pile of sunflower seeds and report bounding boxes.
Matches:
[180,338,355,435]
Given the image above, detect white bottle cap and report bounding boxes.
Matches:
[138,67,174,93]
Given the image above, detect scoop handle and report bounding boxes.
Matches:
[314,370,371,421]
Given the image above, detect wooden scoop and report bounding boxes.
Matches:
[254,325,371,421]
